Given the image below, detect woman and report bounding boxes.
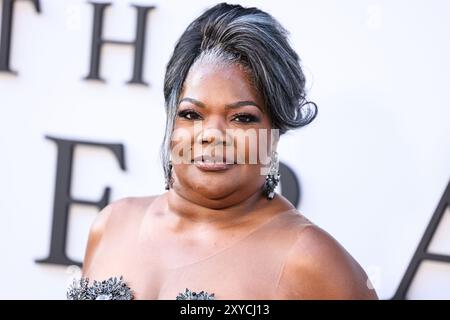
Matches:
[67,2,378,300]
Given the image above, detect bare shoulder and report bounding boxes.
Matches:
[87,195,159,238]
[277,223,378,299]
[81,195,160,275]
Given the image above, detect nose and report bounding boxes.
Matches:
[195,116,231,146]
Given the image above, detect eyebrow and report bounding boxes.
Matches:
[178,97,262,111]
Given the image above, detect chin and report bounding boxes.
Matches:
[193,183,236,200]
[174,166,248,200]
[185,172,237,198]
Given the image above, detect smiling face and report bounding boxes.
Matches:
[170,61,277,207]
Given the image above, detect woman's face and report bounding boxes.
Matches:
[170,62,276,208]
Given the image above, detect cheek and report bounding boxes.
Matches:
[170,126,194,163]
[230,128,272,165]
[239,163,266,188]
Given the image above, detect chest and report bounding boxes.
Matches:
[111,238,285,299]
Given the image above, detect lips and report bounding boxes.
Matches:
[192,154,225,163]
[192,154,236,171]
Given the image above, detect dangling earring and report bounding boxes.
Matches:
[263,151,280,200]
[164,160,173,190]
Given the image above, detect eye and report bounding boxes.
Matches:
[177,109,202,120]
[232,113,260,124]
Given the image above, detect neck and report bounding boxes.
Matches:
[165,188,269,230]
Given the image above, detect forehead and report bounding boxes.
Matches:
[180,62,263,107]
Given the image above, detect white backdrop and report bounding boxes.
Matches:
[0,0,449,299]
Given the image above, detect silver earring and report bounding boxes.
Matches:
[263,151,280,200]
[164,160,173,190]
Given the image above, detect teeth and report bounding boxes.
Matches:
[192,157,231,164]
[191,158,237,165]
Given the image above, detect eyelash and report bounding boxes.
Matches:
[232,113,260,123]
[177,109,202,120]
[177,109,260,124]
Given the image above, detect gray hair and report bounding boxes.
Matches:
[161,2,317,185]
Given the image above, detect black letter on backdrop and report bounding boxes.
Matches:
[393,180,450,299]
[0,0,41,74]
[279,162,300,208]
[84,2,155,85]
[36,136,126,267]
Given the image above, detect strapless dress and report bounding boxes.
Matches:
[66,208,312,300]
[66,276,215,300]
